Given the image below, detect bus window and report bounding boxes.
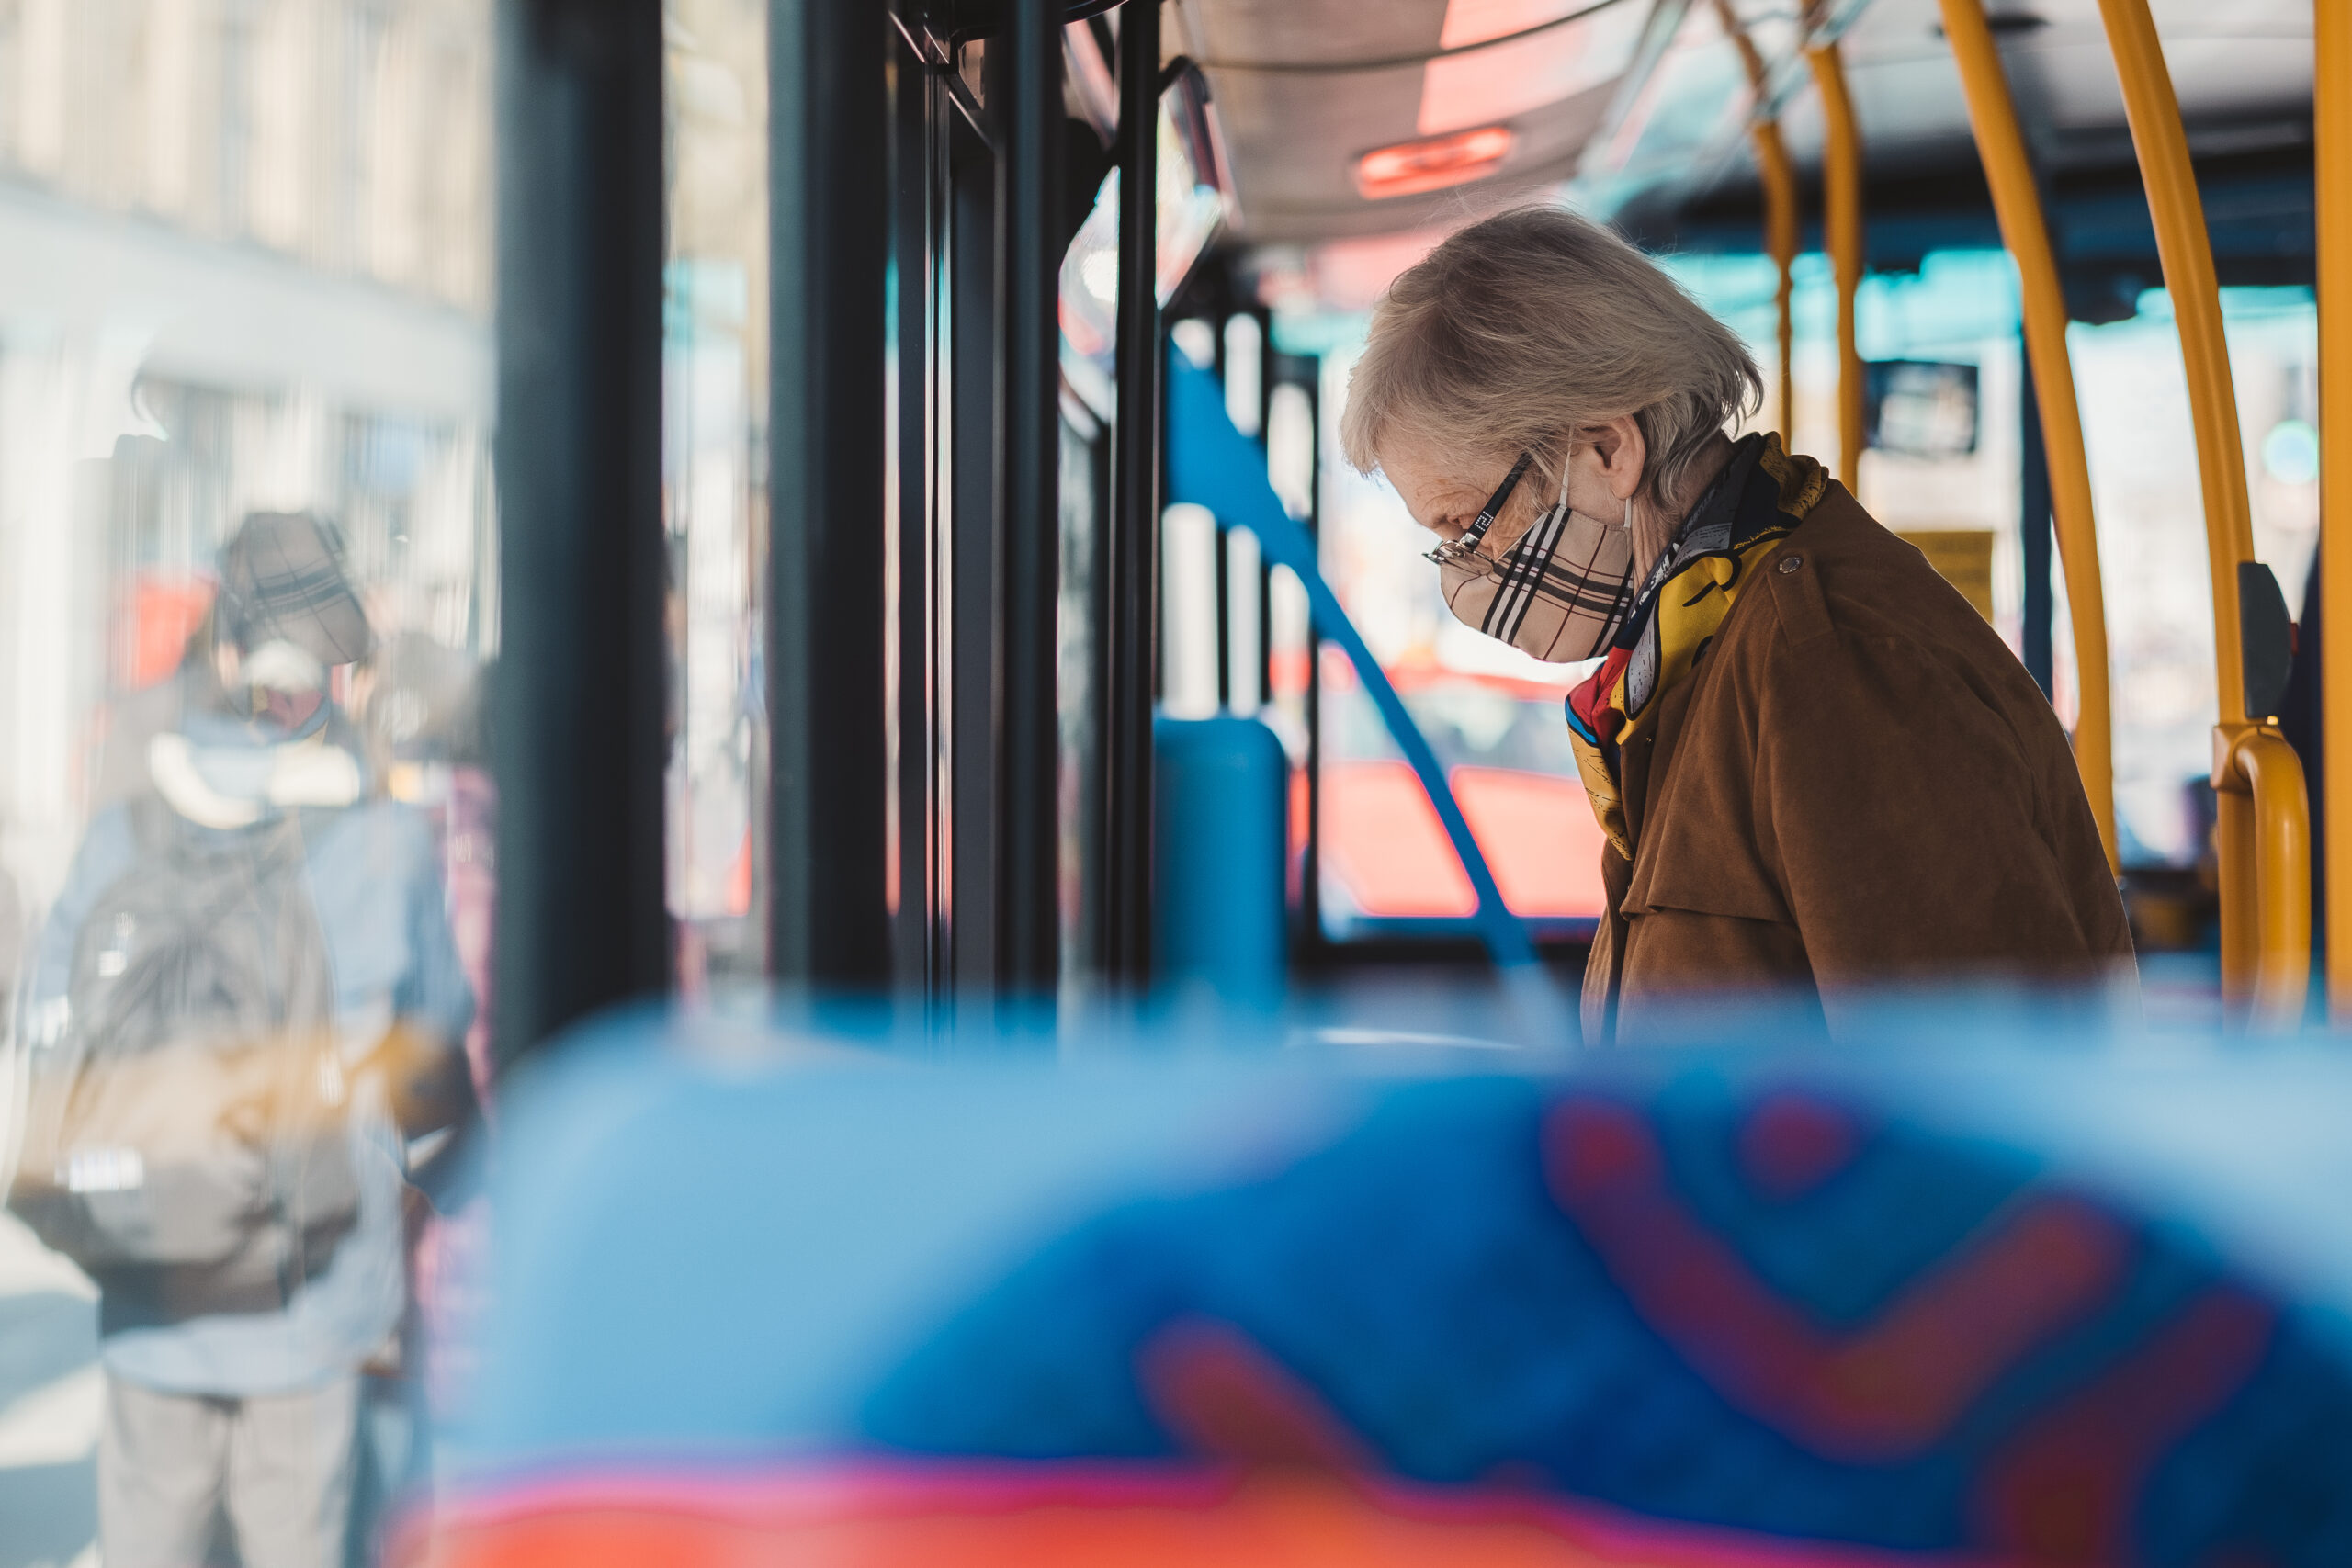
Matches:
[0,7,495,1566]
[665,1,769,994]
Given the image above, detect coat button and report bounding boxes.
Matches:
[1777,553,1804,574]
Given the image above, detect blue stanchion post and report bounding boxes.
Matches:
[1153,714,1290,1003]
[1163,357,1542,975]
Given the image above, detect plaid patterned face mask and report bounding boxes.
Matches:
[1425,451,1636,663]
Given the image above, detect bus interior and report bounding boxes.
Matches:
[2,1,2350,1565]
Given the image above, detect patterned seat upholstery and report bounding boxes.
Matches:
[407,1019,2352,1567]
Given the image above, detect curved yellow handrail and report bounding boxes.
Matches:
[2220,728,2312,1029]
[2318,0,2352,1018]
[2095,0,2295,1009]
[1934,0,2118,870]
[1807,42,1865,493]
[1754,118,1800,443]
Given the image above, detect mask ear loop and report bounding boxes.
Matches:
[1512,455,1574,560]
[1509,452,1571,550]
[1592,479,1641,652]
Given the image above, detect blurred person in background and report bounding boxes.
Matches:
[8,512,473,1568]
[1340,208,2132,1040]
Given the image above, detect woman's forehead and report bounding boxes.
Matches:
[1389,465,1492,521]
[1385,428,1512,488]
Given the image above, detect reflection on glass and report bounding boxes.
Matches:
[0,6,493,1564]
[1057,80,1232,362]
[664,0,769,994]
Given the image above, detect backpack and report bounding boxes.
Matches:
[9,796,360,1315]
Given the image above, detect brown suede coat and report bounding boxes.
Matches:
[1581,480,2133,1041]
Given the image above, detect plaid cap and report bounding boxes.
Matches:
[218,511,372,667]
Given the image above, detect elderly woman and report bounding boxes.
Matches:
[1340,207,2131,1038]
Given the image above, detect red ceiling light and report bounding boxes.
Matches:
[1353,126,1515,200]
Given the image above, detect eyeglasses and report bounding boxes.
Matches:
[1424,451,1534,566]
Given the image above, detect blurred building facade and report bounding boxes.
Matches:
[0,4,786,1559]
[0,0,497,921]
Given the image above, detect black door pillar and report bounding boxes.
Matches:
[1103,0,1160,987]
[993,0,1066,997]
[769,0,892,988]
[492,0,671,1060]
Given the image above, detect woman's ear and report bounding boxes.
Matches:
[1585,414,1648,501]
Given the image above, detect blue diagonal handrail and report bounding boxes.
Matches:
[1164,357,1541,972]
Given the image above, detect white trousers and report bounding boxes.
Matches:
[98,1371,359,1568]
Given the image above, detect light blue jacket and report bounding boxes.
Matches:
[23,709,473,1394]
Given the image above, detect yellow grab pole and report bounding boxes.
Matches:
[1713,0,1798,443]
[2319,0,2352,1019]
[1935,0,2118,870]
[2093,0,2252,717]
[1808,42,1865,492]
[2096,0,2304,1013]
[1755,119,1800,443]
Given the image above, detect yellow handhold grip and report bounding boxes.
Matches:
[2214,724,2312,1031]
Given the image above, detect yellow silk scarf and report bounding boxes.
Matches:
[1565,435,1829,860]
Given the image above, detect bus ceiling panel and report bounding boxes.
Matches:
[1204,72,1619,244]
[1829,0,2310,161]
[1178,0,1648,71]
[1173,0,1652,243]
[1599,0,2311,241]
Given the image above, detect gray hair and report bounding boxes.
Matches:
[1340,206,1762,506]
